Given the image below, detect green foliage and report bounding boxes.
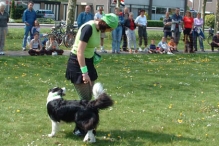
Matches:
[205,14,215,28]
[10,0,15,18]
[10,0,26,19]
[147,20,163,27]
[14,5,26,19]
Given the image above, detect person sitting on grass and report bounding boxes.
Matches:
[148,39,157,54]
[168,37,177,52]
[28,32,44,56]
[157,37,173,54]
[45,35,64,55]
[210,31,219,52]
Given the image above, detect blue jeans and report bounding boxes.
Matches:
[112,26,122,52]
[193,31,204,50]
[22,25,32,48]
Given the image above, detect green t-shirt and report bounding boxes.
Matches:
[71,21,100,58]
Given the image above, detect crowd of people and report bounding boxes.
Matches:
[75,5,219,55]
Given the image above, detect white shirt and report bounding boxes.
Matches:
[94,12,104,20]
[135,15,147,26]
[30,39,41,49]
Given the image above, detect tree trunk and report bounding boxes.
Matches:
[116,0,120,8]
[66,0,77,32]
[201,0,207,30]
[215,0,219,32]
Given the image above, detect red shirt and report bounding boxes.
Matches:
[183,16,194,29]
[130,19,135,30]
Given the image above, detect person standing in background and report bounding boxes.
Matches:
[163,12,172,39]
[135,9,148,52]
[124,12,137,53]
[121,7,129,52]
[0,2,9,55]
[77,5,94,28]
[94,6,107,53]
[22,1,36,51]
[111,7,124,54]
[182,11,194,53]
[193,12,205,52]
[171,7,183,51]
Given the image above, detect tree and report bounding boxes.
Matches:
[215,0,219,32]
[10,0,15,19]
[66,0,77,32]
[201,0,207,30]
[116,0,120,8]
[205,14,215,28]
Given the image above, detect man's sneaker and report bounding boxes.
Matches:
[138,47,142,52]
[22,47,26,51]
[100,49,107,53]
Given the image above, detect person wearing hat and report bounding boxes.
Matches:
[66,13,118,100]
[210,31,219,52]
[135,9,148,52]
[65,13,118,136]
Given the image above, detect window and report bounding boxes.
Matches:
[207,0,212,2]
[156,7,166,14]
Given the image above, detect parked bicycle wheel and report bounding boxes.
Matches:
[207,34,213,45]
[55,33,63,46]
[63,33,75,48]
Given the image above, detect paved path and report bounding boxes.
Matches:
[1,49,218,57]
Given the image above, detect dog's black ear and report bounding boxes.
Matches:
[57,88,63,96]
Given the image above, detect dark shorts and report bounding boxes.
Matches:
[183,28,192,35]
[164,31,172,38]
[65,53,98,84]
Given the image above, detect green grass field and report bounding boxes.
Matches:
[1,53,219,146]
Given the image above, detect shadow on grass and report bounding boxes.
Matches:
[64,129,200,145]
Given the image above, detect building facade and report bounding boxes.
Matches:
[120,0,187,19]
[2,0,189,21]
[191,0,216,14]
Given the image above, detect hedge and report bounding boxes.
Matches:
[147,20,163,27]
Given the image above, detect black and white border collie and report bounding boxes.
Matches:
[46,83,113,143]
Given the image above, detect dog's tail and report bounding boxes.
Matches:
[92,82,105,99]
[90,82,113,110]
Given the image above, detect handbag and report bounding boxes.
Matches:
[93,51,101,64]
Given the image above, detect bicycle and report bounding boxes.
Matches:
[207,28,214,45]
[50,21,66,46]
[63,24,78,48]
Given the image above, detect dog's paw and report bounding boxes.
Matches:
[48,133,54,137]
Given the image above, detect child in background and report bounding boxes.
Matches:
[28,32,45,56]
[31,20,41,39]
[168,37,177,52]
[148,39,157,53]
[158,37,173,54]
[45,35,64,55]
